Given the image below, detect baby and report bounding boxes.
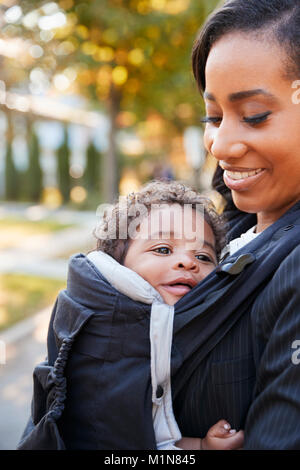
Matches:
[19,179,244,451]
[95,179,244,451]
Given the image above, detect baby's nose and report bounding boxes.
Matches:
[175,254,198,270]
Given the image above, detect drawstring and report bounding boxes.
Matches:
[48,337,74,421]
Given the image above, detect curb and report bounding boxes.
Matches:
[0,306,52,347]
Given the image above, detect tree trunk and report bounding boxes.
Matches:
[103,84,121,203]
[4,110,18,201]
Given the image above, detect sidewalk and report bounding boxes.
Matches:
[0,307,51,450]
[0,205,98,449]
[0,206,97,279]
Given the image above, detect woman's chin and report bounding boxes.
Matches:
[231,193,261,215]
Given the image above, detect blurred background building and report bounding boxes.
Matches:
[0,0,224,449]
[0,0,223,208]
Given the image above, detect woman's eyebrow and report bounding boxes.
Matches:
[203,89,278,103]
[228,89,278,102]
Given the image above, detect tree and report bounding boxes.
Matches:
[25,124,43,202]
[59,0,220,200]
[1,1,221,200]
[56,125,71,203]
[5,140,19,201]
[84,140,102,194]
[4,110,19,201]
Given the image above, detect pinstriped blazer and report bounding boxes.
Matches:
[171,201,300,450]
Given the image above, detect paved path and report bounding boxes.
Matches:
[0,205,97,279]
[0,225,95,279]
[0,307,51,449]
[0,205,100,449]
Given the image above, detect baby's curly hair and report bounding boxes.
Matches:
[95,180,226,264]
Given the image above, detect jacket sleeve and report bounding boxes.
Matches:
[17,302,58,449]
[244,245,300,449]
[17,292,95,450]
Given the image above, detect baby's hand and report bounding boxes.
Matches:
[201,419,244,450]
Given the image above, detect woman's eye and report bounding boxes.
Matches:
[243,111,272,126]
[200,116,222,125]
[153,247,171,255]
[201,111,272,127]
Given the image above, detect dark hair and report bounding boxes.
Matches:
[95,179,226,262]
[192,0,300,221]
[192,0,300,93]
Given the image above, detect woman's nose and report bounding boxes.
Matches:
[204,121,248,162]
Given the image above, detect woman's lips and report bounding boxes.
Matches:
[223,168,266,191]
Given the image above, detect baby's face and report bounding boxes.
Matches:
[123,204,217,305]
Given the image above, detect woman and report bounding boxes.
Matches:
[172,0,300,450]
[19,0,300,450]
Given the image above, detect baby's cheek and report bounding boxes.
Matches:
[198,264,215,281]
[135,267,159,291]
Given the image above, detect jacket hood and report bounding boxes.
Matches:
[66,253,118,313]
[52,253,120,346]
[52,253,151,346]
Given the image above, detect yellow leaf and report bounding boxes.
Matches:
[76,24,89,39]
[128,48,145,66]
[95,46,115,62]
[102,29,118,45]
[112,66,128,85]
[97,65,112,86]
[81,41,98,56]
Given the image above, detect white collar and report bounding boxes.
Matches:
[87,249,163,305]
[221,225,259,259]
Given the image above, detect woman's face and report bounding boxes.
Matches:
[203,33,300,230]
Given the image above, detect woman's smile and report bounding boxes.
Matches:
[222,165,267,191]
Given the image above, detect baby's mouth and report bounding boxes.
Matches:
[161,279,196,296]
[162,284,192,296]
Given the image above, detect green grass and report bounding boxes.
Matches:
[0,217,75,233]
[0,274,66,331]
[0,217,77,250]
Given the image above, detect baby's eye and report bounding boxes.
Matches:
[153,247,171,255]
[195,253,214,263]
